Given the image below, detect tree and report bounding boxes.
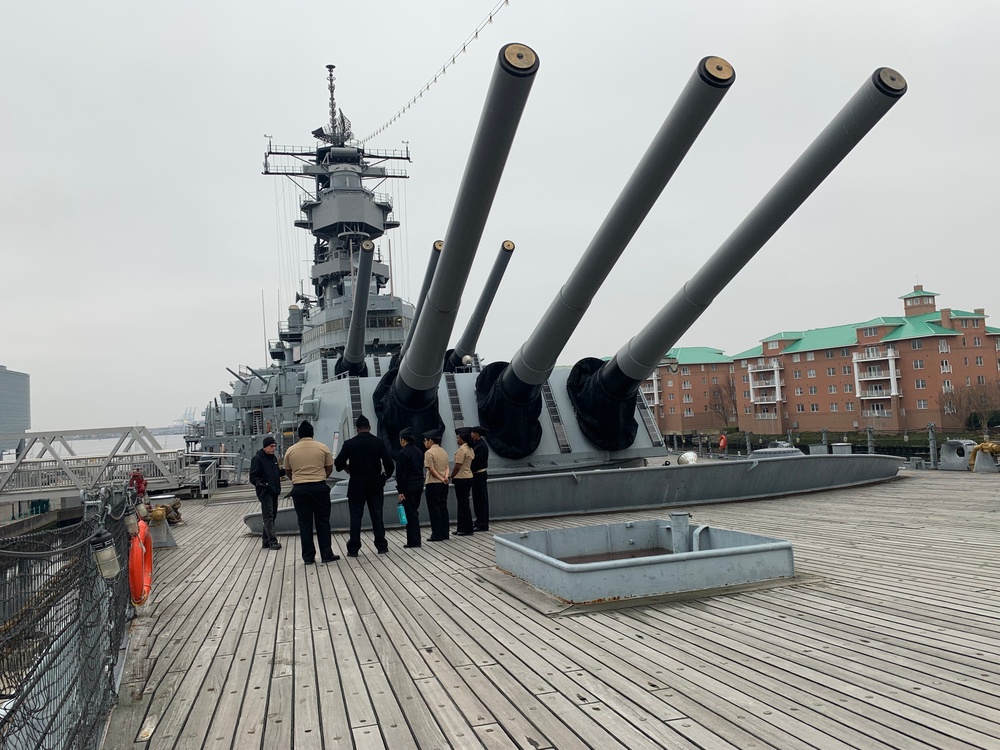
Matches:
[938,378,1000,431]
[709,376,739,427]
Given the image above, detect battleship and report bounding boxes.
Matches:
[195,45,908,535]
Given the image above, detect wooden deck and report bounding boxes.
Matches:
[103,469,1000,749]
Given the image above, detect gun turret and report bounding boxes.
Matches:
[374,43,540,446]
[475,57,737,458]
[568,67,908,450]
[336,239,376,376]
[446,240,516,371]
[397,240,443,362]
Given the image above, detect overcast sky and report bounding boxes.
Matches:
[2,0,996,431]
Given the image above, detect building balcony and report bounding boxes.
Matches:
[750,379,784,389]
[859,389,896,399]
[853,348,898,362]
[754,412,779,420]
[856,370,899,380]
[748,361,783,372]
[861,409,893,418]
[751,395,782,405]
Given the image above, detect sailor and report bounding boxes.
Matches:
[452,427,475,535]
[395,427,424,548]
[470,425,490,531]
[422,429,450,541]
[249,435,283,550]
[334,414,395,557]
[284,421,341,565]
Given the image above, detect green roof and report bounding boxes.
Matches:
[760,331,803,343]
[663,347,732,365]
[731,344,763,360]
[899,289,939,299]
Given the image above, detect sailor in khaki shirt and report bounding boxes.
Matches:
[283,420,340,564]
[451,427,475,535]
[422,429,450,542]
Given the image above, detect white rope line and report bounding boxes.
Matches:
[360,0,511,143]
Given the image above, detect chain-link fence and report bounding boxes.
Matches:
[0,493,132,750]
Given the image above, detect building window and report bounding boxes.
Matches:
[826,350,834,359]
[667,393,674,400]
[767,341,779,350]
[743,390,751,399]
[792,354,801,363]
[939,339,950,353]
[666,379,673,387]
[742,374,749,383]
[711,377,719,384]
[961,319,970,329]
[810,404,820,412]
[669,407,676,414]
[842,365,852,375]
[913,359,924,370]
[974,319,981,328]
[865,346,880,357]
[942,379,952,392]
[826,367,836,376]
[978,375,987,385]
[841,348,850,357]
[828,385,837,394]
[682,380,691,389]
[967,377,972,386]
[793,370,802,379]
[681,366,690,375]
[807,369,816,378]
[844,383,853,393]
[744,406,751,414]
[683,394,693,403]
[830,403,838,412]
[916,399,928,409]
[976,356,984,366]
[941,360,951,373]
[794,387,803,396]
[863,327,878,337]
[796,404,805,412]
[915,379,926,389]
[711,364,718,371]
[911,340,923,350]
[974,337,982,347]
[808,386,818,395]
[683,408,694,418]
[964,357,969,366]
[846,402,855,411]
[806,352,815,361]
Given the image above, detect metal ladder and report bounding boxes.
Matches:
[444,373,465,428]
[540,382,572,453]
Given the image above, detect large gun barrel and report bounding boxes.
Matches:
[477,56,736,458]
[447,240,515,370]
[397,240,442,361]
[570,67,908,450]
[375,43,539,442]
[337,239,376,375]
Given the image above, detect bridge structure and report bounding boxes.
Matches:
[0,426,191,528]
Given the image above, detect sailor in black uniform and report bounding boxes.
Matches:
[334,414,395,556]
[395,427,424,548]
[470,425,490,531]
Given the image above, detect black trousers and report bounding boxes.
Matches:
[291,481,335,562]
[425,482,450,540]
[453,477,474,533]
[472,472,489,529]
[399,480,423,547]
[347,479,387,554]
[256,487,279,547]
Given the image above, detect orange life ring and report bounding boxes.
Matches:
[719,435,728,451]
[129,520,153,606]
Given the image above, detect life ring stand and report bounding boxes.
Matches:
[129,519,153,606]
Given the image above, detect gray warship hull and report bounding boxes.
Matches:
[244,453,904,535]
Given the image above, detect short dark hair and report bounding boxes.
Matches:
[298,421,314,438]
[356,414,370,429]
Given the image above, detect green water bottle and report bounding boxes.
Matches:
[397,502,407,525]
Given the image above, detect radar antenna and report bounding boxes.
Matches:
[312,64,353,146]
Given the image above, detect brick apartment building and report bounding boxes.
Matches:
[642,286,1000,438]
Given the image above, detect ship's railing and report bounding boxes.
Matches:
[0,492,132,749]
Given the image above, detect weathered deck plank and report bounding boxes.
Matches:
[102,470,1000,749]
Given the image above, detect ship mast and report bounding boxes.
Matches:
[313,64,353,146]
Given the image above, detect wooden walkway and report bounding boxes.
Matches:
[103,469,1000,749]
